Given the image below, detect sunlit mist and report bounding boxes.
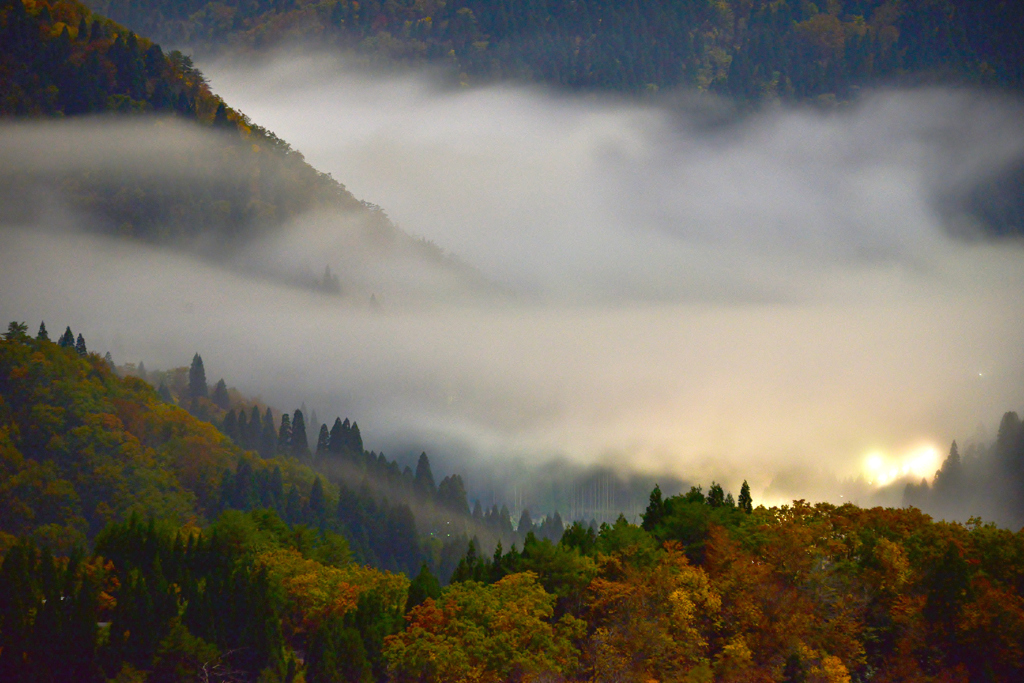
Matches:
[862,444,941,487]
[2,51,1024,509]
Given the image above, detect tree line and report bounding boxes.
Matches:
[96,0,1024,102]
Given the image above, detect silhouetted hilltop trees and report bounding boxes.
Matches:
[904,409,1024,528]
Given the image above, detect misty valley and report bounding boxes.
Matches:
[2,0,1024,681]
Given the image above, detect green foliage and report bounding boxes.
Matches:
[385,571,584,682]
[595,515,660,566]
[738,480,753,514]
[406,563,442,614]
[306,615,371,683]
[4,322,28,342]
[642,483,665,531]
[0,539,103,681]
[560,521,597,555]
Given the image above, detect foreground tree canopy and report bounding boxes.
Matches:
[3,323,1024,681]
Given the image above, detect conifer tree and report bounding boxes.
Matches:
[0,540,39,678]
[405,564,442,614]
[549,511,564,540]
[642,484,665,531]
[350,421,364,454]
[306,616,369,683]
[4,322,28,341]
[236,409,248,447]
[260,408,277,459]
[157,382,173,402]
[58,326,74,348]
[329,418,344,455]
[212,101,232,130]
[517,509,535,535]
[36,321,49,341]
[137,361,147,381]
[438,475,469,515]
[317,425,330,455]
[285,485,302,524]
[935,441,964,496]
[223,410,239,443]
[104,351,115,368]
[249,406,263,447]
[277,414,292,453]
[706,482,725,508]
[212,378,230,410]
[291,410,309,458]
[188,353,208,399]
[75,333,87,355]
[309,477,326,525]
[414,452,436,497]
[738,480,753,513]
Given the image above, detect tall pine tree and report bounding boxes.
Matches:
[188,353,208,400]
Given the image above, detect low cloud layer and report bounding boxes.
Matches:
[3,54,1024,511]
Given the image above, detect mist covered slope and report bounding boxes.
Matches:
[904,411,1024,528]
[0,0,489,298]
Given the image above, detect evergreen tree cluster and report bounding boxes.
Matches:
[904,411,1024,527]
[640,479,755,562]
[0,542,100,681]
[0,510,401,682]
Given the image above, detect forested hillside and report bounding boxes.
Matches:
[0,0,355,237]
[5,320,1024,681]
[0,319,563,578]
[0,321,338,553]
[0,0,476,297]
[91,0,1023,101]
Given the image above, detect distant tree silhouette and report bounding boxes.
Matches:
[414,452,435,498]
[58,327,74,348]
[188,353,208,399]
[211,378,230,409]
[277,413,292,453]
[291,410,309,458]
[738,480,753,513]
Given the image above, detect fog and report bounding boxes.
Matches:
[3,52,1024,509]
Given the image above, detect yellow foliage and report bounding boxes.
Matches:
[587,544,720,682]
[255,548,408,640]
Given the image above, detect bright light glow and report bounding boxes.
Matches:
[862,444,940,487]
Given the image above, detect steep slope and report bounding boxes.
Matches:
[0,0,487,298]
[0,322,316,552]
[0,0,358,237]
